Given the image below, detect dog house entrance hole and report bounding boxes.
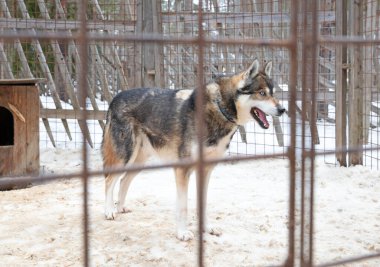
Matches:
[0,106,14,146]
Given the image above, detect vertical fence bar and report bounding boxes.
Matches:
[196,1,205,266]
[308,0,318,264]
[285,0,299,266]
[78,0,90,266]
[300,1,308,264]
[299,0,318,265]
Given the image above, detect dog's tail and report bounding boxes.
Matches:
[102,111,120,178]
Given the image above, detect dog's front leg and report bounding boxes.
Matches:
[199,166,222,236]
[174,168,193,241]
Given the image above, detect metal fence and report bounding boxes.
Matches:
[0,0,380,266]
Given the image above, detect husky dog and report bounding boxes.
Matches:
[102,59,285,241]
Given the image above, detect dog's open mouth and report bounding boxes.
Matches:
[251,107,269,129]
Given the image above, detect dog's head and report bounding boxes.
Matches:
[224,59,286,128]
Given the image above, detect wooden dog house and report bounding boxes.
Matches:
[0,79,40,187]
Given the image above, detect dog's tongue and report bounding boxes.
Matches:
[255,108,269,129]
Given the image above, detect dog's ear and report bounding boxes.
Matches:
[237,59,259,89]
[245,59,260,79]
[264,61,272,77]
[211,72,217,80]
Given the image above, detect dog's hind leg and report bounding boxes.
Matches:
[116,172,138,214]
[174,167,193,241]
[105,173,122,220]
[103,123,124,220]
[103,122,139,220]
[116,146,148,213]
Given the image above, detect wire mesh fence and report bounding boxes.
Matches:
[1,0,378,168]
[0,0,380,266]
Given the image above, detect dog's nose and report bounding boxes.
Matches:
[277,106,286,116]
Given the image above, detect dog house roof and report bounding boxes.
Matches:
[0,78,45,86]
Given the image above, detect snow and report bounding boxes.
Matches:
[0,148,379,266]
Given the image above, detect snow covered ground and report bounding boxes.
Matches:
[0,148,379,266]
[1,94,378,265]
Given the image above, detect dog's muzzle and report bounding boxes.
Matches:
[251,104,286,130]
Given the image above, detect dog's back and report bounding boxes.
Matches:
[102,88,196,171]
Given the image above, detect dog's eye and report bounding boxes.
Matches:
[259,91,266,96]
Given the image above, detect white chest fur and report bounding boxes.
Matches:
[204,130,235,159]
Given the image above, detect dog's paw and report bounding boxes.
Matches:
[176,230,194,241]
[205,225,222,236]
[105,210,116,220]
[117,206,132,214]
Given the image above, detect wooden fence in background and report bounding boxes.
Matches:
[0,0,379,166]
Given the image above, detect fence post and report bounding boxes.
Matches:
[348,0,364,165]
[335,0,348,166]
[135,0,163,88]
